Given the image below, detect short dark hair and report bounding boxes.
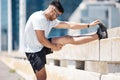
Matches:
[50,0,64,13]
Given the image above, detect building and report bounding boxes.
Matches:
[0,0,43,52]
[1,0,8,51]
[0,0,82,52]
[69,0,120,35]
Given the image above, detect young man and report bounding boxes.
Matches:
[24,0,108,80]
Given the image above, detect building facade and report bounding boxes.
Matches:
[1,0,8,51]
[0,0,44,51]
[0,0,82,52]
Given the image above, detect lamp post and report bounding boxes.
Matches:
[0,0,1,52]
[19,0,26,52]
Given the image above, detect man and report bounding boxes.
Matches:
[24,0,108,80]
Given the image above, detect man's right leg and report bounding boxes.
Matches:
[26,51,47,80]
[35,67,47,80]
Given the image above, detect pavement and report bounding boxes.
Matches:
[0,52,36,80]
[0,59,25,80]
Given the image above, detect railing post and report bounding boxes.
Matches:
[67,60,76,69]
[60,59,67,67]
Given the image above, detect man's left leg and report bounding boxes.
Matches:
[51,33,98,45]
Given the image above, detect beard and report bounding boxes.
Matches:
[49,15,56,21]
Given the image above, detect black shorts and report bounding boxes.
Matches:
[25,39,53,73]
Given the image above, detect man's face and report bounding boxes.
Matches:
[49,7,62,21]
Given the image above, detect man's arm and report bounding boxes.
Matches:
[55,19,100,29]
[35,30,62,51]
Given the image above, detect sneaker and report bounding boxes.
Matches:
[96,23,108,39]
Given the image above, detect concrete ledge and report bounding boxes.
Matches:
[0,56,36,80]
[45,65,100,80]
[100,38,112,61]
[101,73,120,80]
[85,61,108,74]
[111,38,120,61]
[108,27,120,38]
[47,37,120,62]
[46,40,99,61]
[46,37,120,73]
[1,55,120,80]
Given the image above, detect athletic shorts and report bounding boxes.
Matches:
[25,39,53,73]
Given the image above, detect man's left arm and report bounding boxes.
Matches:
[54,19,100,30]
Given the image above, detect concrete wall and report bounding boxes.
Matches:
[46,65,120,80]
[46,27,120,80]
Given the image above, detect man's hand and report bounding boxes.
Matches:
[89,19,101,27]
[51,43,63,51]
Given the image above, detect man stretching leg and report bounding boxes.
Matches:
[24,0,108,80]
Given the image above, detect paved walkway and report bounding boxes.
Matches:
[0,58,25,80]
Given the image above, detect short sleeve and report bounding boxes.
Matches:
[31,16,45,30]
